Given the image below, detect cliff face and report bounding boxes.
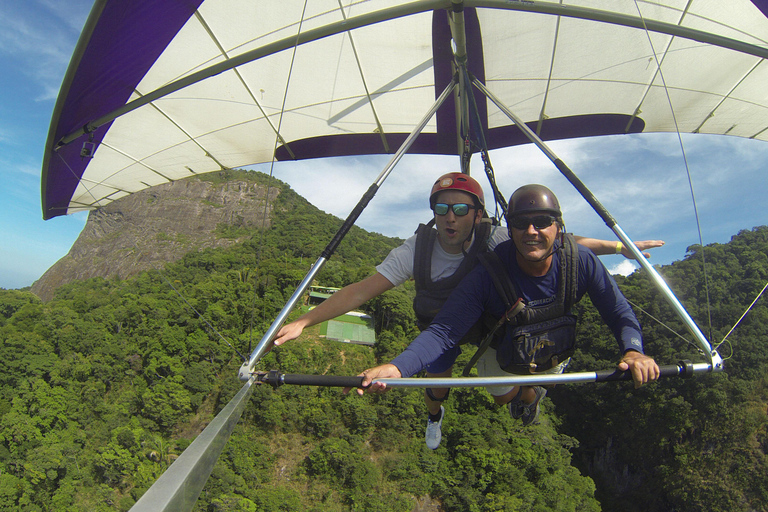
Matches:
[31,177,280,301]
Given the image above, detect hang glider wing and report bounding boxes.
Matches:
[41,0,768,220]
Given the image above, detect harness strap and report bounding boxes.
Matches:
[563,234,579,312]
[412,220,494,334]
[462,298,524,376]
[476,250,519,310]
[413,223,438,292]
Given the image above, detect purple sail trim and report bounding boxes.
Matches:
[274,114,646,161]
[752,0,768,17]
[432,7,488,155]
[43,0,203,219]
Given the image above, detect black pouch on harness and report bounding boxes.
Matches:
[496,314,577,374]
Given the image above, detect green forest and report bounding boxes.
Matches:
[1,171,766,511]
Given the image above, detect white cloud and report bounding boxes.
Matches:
[267,153,472,239]
[37,0,92,33]
[607,259,640,277]
[0,1,91,101]
[16,164,39,177]
[262,130,768,264]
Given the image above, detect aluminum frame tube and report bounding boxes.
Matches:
[375,361,714,388]
[240,77,458,380]
[472,77,721,371]
[449,0,470,166]
[129,378,255,512]
[255,360,705,389]
[240,255,329,378]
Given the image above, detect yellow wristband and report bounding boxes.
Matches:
[615,241,623,254]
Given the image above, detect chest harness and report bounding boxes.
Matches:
[412,219,492,334]
[463,233,580,375]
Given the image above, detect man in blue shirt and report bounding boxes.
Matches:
[353,184,659,426]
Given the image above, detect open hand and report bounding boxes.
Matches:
[624,240,665,259]
[272,321,306,348]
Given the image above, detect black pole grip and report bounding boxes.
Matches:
[264,360,695,388]
[594,361,692,382]
[282,373,367,388]
[321,184,379,259]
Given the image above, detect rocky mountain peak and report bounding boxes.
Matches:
[31,175,279,301]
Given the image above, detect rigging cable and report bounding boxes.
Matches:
[634,0,715,343]
[715,281,768,353]
[462,67,507,223]
[55,150,104,213]
[626,298,712,357]
[248,0,311,354]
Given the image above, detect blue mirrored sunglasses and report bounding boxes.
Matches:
[433,203,473,216]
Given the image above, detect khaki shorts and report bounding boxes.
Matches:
[476,347,570,397]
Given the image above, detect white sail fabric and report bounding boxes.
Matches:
[42,0,768,218]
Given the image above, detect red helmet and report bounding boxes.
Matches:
[429,173,485,209]
[506,184,561,218]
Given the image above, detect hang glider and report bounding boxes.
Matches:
[42,1,768,511]
[42,0,768,220]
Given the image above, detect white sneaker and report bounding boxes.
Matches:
[425,406,445,450]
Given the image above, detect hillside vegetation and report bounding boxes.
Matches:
[1,173,766,511]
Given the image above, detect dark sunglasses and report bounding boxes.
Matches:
[433,203,474,216]
[510,215,557,230]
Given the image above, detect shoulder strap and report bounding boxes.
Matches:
[462,250,525,377]
[473,218,492,251]
[413,223,437,292]
[561,233,579,312]
[477,250,519,310]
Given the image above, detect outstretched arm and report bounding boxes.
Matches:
[575,237,665,259]
[272,272,394,346]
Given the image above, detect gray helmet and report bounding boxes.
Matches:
[506,184,561,219]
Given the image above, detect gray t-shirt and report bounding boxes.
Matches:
[376,225,508,286]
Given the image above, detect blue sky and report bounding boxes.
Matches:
[2,0,768,291]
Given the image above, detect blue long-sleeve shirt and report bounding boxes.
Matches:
[391,239,643,377]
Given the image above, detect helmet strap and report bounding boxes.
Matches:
[512,223,562,263]
[514,242,556,263]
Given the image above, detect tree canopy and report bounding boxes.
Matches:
[1,172,766,511]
